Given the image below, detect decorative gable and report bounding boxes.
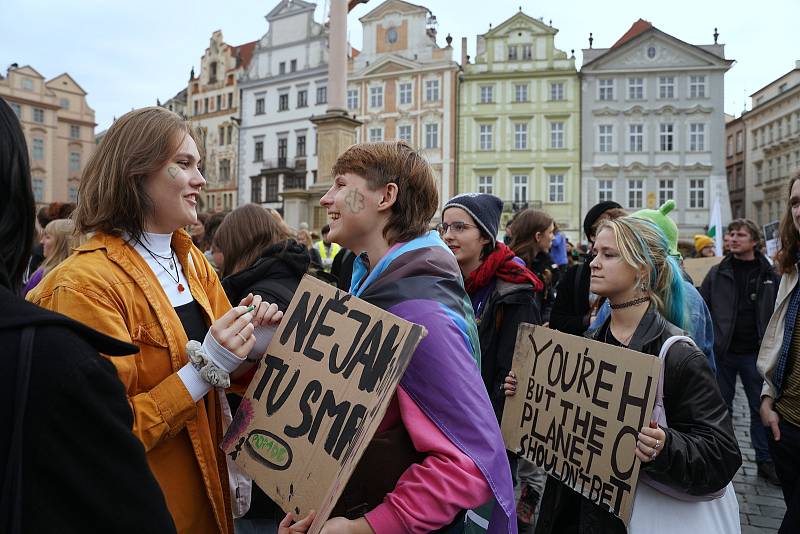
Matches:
[359,0,426,23]
[369,61,412,75]
[485,11,556,39]
[356,56,418,77]
[267,0,316,21]
[602,40,715,70]
[46,73,87,95]
[583,29,729,72]
[14,65,44,79]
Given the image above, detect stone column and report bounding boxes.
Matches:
[327,0,347,113]
[282,0,362,230]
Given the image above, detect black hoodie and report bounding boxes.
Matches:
[221,240,310,311]
[220,240,309,521]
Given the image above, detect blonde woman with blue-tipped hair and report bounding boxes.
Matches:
[507,216,742,534]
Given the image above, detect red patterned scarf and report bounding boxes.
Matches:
[465,242,543,294]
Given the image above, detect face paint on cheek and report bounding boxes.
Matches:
[167,166,180,179]
[344,188,366,214]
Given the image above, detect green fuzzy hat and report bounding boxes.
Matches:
[631,199,680,257]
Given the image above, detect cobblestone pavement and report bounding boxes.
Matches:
[732,379,787,533]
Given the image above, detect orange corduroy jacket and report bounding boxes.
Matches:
[28,230,235,534]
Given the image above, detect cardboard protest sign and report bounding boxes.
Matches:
[222,275,426,533]
[683,256,723,286]
[501,324,660,526]
[764,221,780,259]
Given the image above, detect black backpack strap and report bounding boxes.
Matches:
[1,326,35,534]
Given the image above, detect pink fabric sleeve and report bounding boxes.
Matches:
[364,386,493,534]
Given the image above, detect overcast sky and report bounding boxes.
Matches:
[3,0,797,131]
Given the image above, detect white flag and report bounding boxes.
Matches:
[708,197,723,256]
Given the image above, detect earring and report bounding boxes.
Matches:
[637,274,647,293]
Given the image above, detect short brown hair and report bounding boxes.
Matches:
[202,210,229,250]
[38,202,76,228]
[73,107,202,241]
[509,208,554,266]
[213,203,292,278]
[728,218,762,244]
[777,173,800,274]
[331,141,438,245]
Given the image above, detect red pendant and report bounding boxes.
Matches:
[177,283,185,293]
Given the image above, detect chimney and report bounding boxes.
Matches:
[461,37,468,65]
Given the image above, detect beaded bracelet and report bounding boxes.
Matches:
[186,340,231,389]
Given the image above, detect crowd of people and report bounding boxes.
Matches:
[0,100,798,534]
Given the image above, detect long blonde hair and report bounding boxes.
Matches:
[40,219,79,275]
[596,216,687,329]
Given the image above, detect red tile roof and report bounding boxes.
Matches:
[612,19,653,48]
[351,47,360,58]
[230,40,257,70]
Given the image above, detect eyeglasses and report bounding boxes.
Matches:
[437,221,478,235]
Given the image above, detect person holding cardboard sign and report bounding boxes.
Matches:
[215,203,316,531]
[508,216,741,534]
[316,141,516,534]
[27,107,283,534]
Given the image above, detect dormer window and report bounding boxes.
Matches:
[522,44,532,59]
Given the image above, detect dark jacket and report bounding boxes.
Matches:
[529,252,558,324]
[535,305,741,534]
[0,283,176,534]
[222,240,309,310]
[221,240,308,521]
[477,280,541,421]
[699,251,779,357]
[331,248,357,291]
[549,260,591,336]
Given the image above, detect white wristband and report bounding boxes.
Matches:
[178,363,212,402]
[247,325,277,362]
[202,331,245,373]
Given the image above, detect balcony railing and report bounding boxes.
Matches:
[284,174,307,190]
[502,200,543,213]
[261,156,307,171]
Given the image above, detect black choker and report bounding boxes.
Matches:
[610,296,650,310]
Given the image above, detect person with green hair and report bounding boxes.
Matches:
[591,200,716,372]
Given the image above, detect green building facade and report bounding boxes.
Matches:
[457,11,581,240]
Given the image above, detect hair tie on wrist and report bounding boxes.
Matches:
[186,340,231,388]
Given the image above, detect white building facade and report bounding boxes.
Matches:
[742,64,800,226]
[581,21,733,238]
[347,0,458,212]
[237,0,328,227]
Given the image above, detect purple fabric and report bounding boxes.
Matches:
[390,299,516,534]
[22,269,44,297]
[470,280,496,321]
[550,231,568,266]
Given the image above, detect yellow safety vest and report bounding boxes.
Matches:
[315,241,341,271]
